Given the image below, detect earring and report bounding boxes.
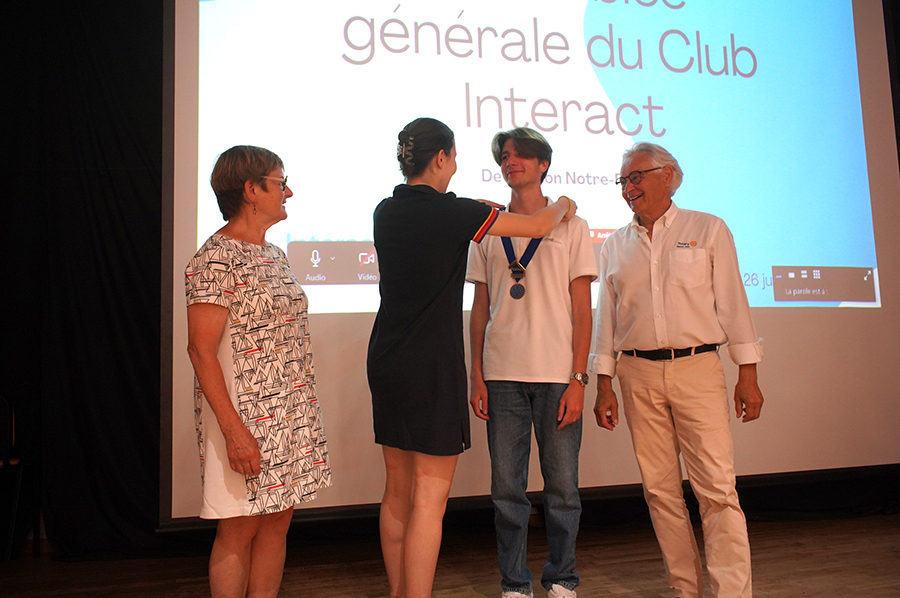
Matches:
[253,203,257,215]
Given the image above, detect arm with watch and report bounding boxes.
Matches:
[557,275,593,430]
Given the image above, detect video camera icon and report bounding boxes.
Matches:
[359,250,376,266]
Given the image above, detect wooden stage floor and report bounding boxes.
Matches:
[2,510,898,597]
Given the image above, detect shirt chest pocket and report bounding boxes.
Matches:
[669,248,708,288]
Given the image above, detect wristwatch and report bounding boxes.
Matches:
[571,372,589,387]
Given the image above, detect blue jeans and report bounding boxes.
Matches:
[486,381,582,593]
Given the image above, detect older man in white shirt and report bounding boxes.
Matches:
[590,142,764,598]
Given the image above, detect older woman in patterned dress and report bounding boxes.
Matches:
[186,146,331,598]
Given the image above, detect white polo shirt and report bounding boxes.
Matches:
[467,213,598,384]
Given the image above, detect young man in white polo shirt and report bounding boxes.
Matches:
[467,127,598,598]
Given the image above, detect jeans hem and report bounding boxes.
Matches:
[544,581,578,591]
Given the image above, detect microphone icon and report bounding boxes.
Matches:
[311,249,321,268]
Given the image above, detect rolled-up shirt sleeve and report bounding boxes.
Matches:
[711,220,764,365]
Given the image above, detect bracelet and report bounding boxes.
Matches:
[561,195,573,215]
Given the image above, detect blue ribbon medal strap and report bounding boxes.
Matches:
[502,236,542,300]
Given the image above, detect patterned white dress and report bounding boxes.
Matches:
[185,234,331,518]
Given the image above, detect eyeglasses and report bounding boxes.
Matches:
[262,175,288,191]
[615,167,662,188]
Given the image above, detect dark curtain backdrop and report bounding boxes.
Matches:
[2,1,899,558]
[6,2,164,557]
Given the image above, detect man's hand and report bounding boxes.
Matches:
[593,375,619,431]
[557,383,585,429]
[735,363,764,422]
[470,376,490,421]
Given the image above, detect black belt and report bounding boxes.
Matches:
[621,344,718,361]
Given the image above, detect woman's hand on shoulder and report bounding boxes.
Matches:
[557,196,577,221]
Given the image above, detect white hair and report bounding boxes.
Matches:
[622,142,683,194]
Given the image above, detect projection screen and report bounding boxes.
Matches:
[163,0,900,521]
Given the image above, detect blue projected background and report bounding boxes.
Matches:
[583,0,877,307]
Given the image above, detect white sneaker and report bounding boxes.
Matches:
[547,584,577,598]
[501,591,533,598]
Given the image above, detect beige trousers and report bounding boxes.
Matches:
[618,351,752,598]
